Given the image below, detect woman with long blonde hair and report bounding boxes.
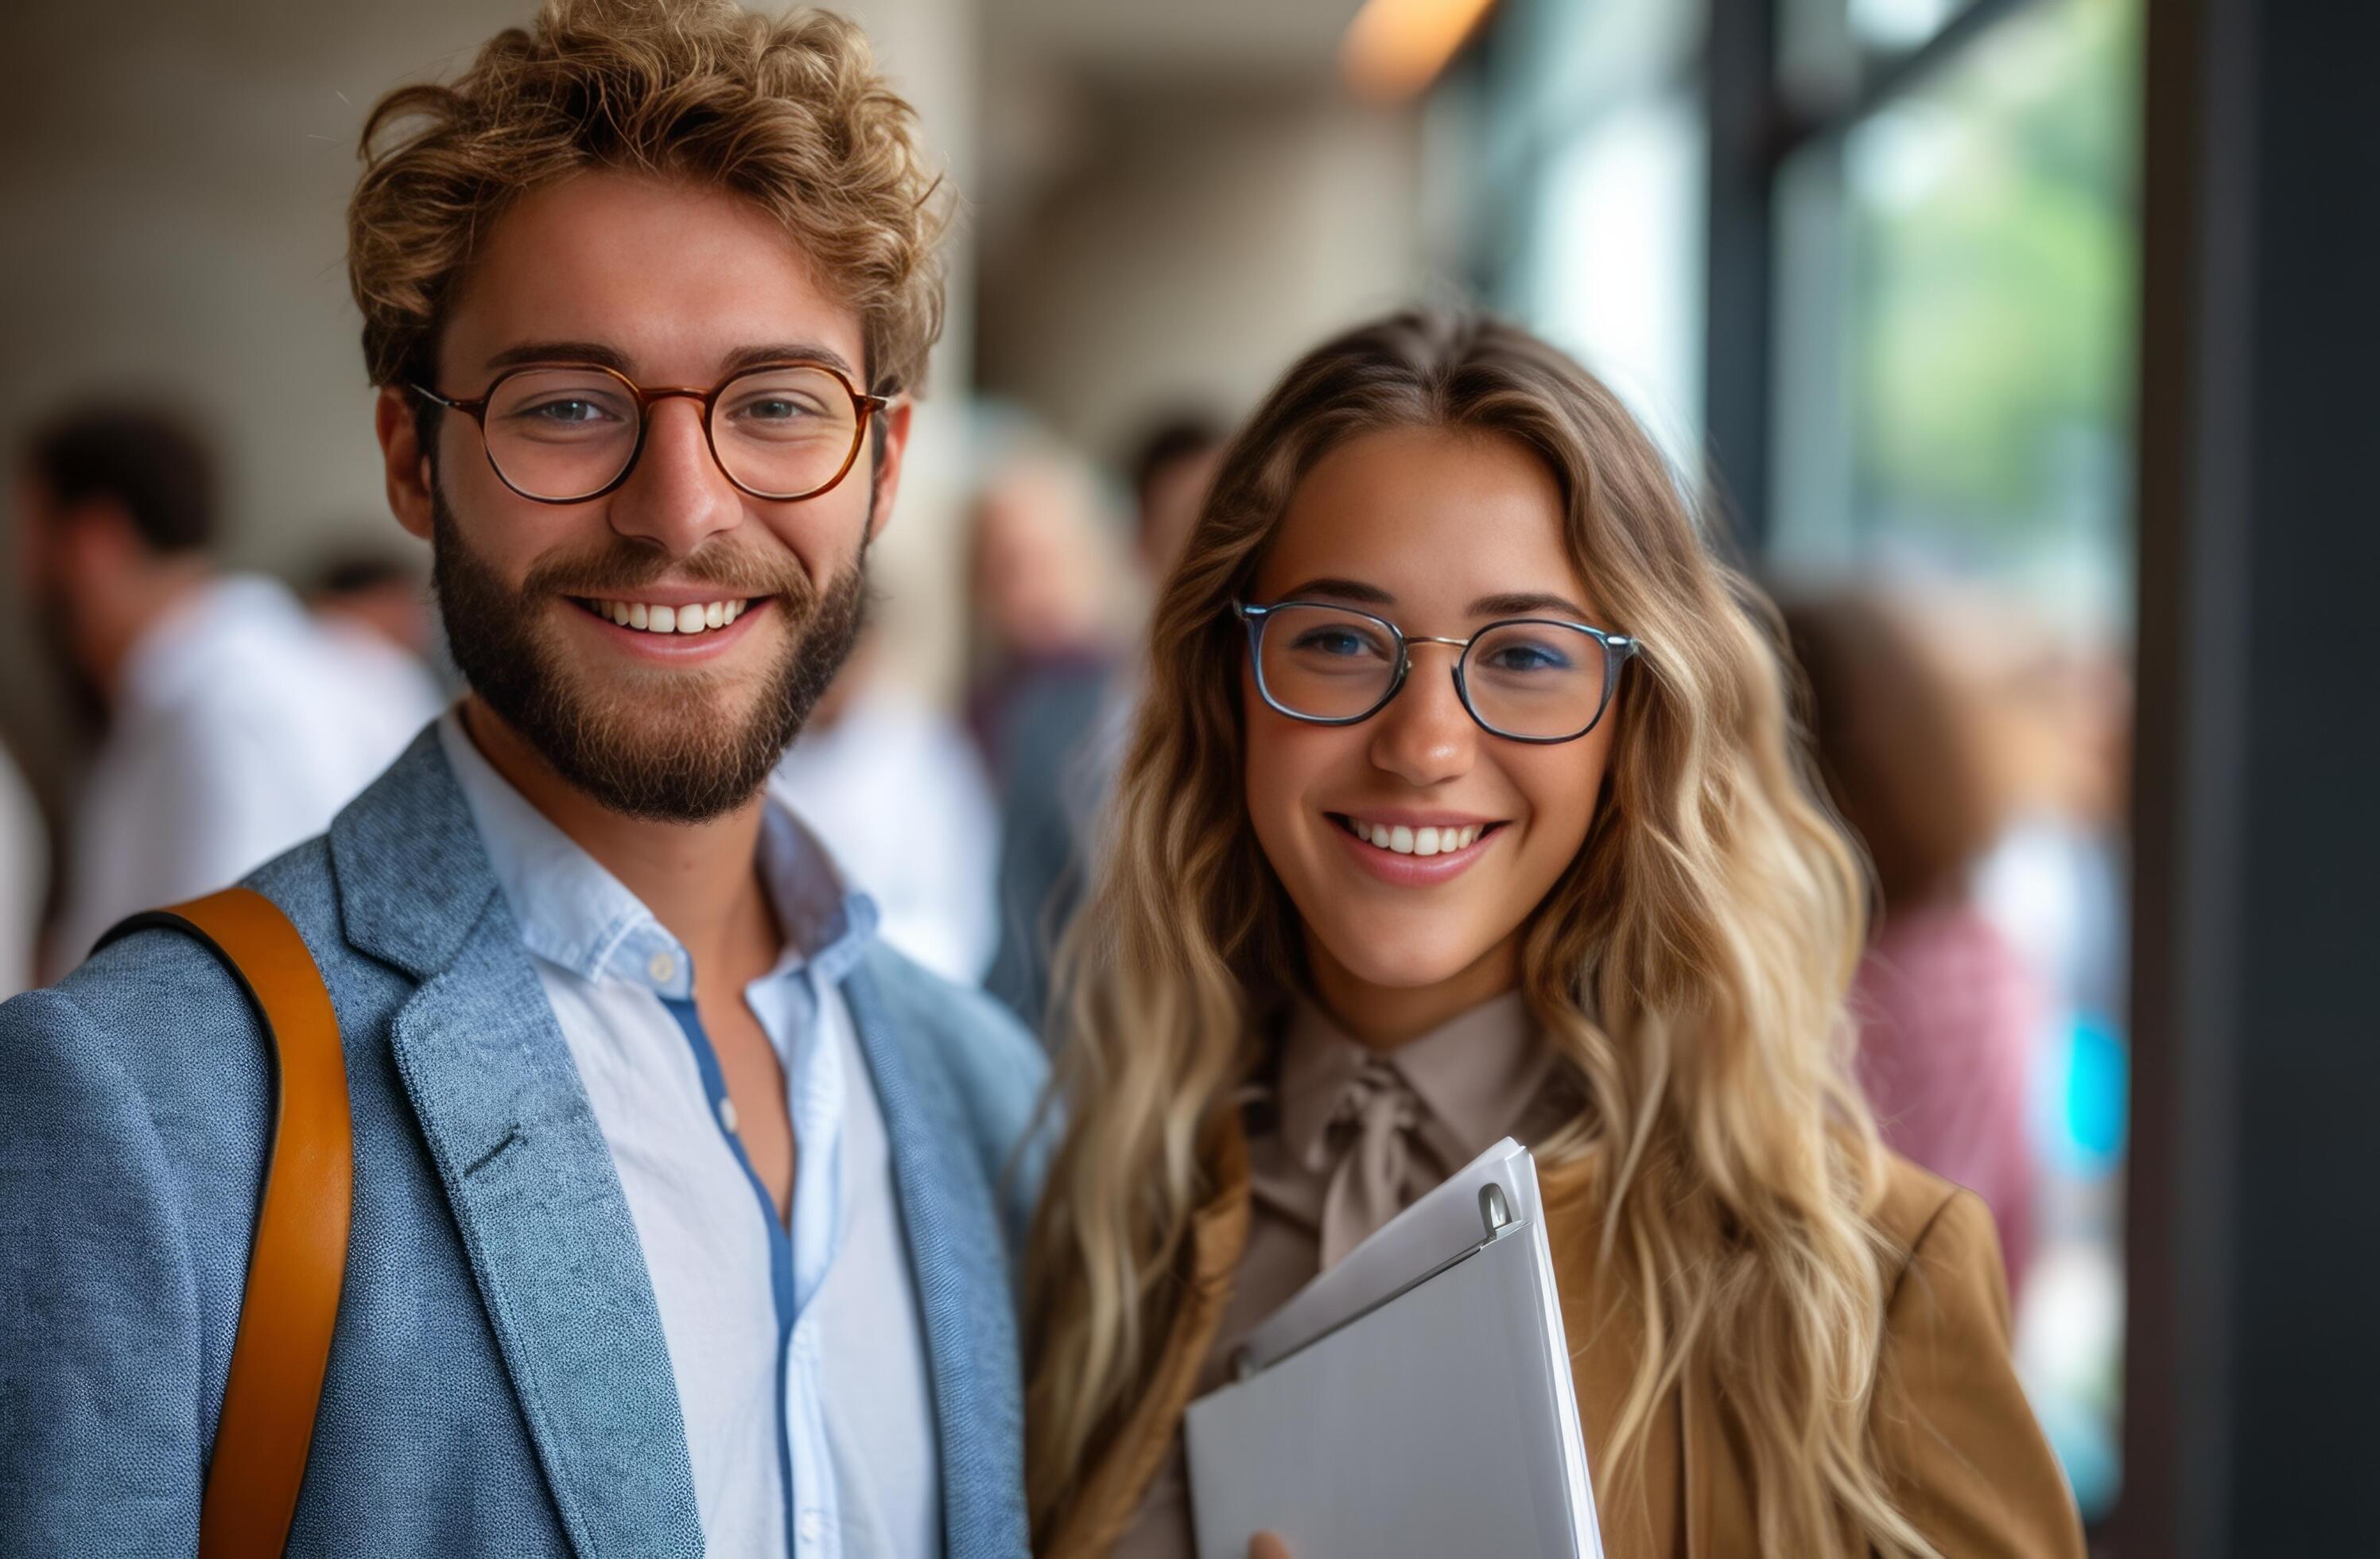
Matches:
[1023,311,2081,1557]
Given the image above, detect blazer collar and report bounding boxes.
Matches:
[842,952,1031,1559]
[327,726,500,982]
[332,727,703,1557]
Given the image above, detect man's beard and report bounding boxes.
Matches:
[429,485,867,823]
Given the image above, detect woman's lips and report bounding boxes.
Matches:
[1326,812,1504,886]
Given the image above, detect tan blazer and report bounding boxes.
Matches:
[1046,1122,2084,1558]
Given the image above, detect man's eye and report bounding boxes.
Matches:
[737,396,827,421]
[525,398,613,424]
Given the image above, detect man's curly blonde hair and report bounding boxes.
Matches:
[347,0,949,400]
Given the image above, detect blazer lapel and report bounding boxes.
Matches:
[331,731,703,1559]
[842,962,1030,1559]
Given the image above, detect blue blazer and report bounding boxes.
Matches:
[0,730,1048,1557]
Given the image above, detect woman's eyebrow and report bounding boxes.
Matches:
[1278,577,1396,605]
[1469,590,1594,619]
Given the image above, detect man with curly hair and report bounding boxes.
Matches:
[0,4,1043,1555]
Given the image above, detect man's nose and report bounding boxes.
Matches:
[604,395,743,558]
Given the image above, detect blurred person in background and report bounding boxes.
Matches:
[1967,620,2132,1514]
[305,546,443,657]
[1127,412,1229,589]
[1974,629,2130,1058]
[14,402,444,974]
[1785,588,2045,1300]
[963,443,1117,772]
[305,545,461,694]
[1071,410,1234,904]
[0,740,43,998]
[966,441,1126,1027]
[774,619,1000,984]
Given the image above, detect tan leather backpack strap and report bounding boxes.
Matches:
[96,885,354,1559]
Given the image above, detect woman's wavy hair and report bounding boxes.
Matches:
[346,0,948,402]
[1023,311,1934,1556]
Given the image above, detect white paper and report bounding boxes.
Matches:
[1237,1137,1536,1373]
[1186,1141,1603,1559]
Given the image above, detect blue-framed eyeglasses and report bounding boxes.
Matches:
[1235,600,1641,745]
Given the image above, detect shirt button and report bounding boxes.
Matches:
[717,1095,739,1134]
[798,1510,824,1543]
[646,951,677,985]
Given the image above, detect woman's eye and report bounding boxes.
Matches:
[1485,642,1570,672]
[1298,629,1376,657]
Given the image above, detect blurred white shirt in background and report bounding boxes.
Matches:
[0,745,45,999]
[773,685,999,987]
[50,573,445,974]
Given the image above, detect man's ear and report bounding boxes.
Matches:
[375,387,436,542]
[864,398,914,547]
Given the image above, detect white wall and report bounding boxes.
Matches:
[976,79,1431,463]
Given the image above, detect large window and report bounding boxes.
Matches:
[1463,0,2141,1526]
[1774,0,2140,628]
[1775,6,2139,1518]
[1463,0,1709,471]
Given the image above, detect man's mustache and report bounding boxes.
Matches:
[519,538,817,603]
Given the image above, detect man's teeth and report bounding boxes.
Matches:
[1345,819,1485,856]
[592,598,748,635]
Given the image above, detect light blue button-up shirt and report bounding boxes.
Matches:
[439,713,942,1557]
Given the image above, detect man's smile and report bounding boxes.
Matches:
[564,591,779,657]
[571,593,759,636]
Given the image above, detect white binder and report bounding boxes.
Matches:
[1184,1138,1604,1559]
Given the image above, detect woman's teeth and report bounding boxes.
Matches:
[1341,818,1486,857]
[588,598,748,636]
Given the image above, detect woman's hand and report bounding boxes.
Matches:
[1248,1534,1292,1559]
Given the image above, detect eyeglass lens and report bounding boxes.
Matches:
[479,364,860,500]
[1255,603,1611,740]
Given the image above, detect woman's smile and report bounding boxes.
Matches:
[1324,810,1509,885]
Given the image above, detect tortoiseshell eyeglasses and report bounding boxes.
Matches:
[411,360,889,504]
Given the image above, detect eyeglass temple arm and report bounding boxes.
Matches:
[406,383,484,414]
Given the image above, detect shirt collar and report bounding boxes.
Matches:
[437,709,877,996]
[756,777,879,986]
[1275,987,1551,1169]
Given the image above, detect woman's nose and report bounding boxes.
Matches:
[1367,654,1476,787]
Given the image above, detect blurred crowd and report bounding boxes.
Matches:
[1785,584,2130,1507]
[1,380,2123,1501]
[0,398,1229,1012]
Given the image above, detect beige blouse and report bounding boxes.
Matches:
[1110,989,1579,1558]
